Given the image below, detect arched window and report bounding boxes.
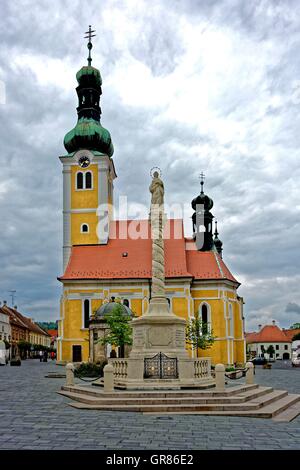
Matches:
[77,172,84,189]
[199,303,211,334]
[81,224,89,233]
[85,171,92,189]
[83,299,90,329]
[123,299,129,307]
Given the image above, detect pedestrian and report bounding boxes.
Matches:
[43,350,48,362]
[51,351,55,361]
[39,350,43,362]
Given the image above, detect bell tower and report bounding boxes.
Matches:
[59,26,116,271]
[191,173,214,251]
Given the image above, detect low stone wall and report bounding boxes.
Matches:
[194,357,211,379]
[109,358,128,379]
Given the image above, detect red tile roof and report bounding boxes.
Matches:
[246,325,291,343]
[60,219,238,284]
[47,329,58,338]
[3,305,50,336]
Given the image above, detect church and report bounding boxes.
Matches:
[56,30,246,367]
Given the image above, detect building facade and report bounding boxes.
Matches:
[246,322,292,360]
[57,40,246,366]
[0,304,11,343]
[3,305,51,356]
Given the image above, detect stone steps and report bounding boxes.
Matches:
[272,401,300,422]
[58,383,300,420]
[61,383,258,399]
[58,388,290,413]
[145,394,300,420]
[67,393,300,421]
[58,386,273,405]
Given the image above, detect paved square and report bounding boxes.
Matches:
[0,360,299,450]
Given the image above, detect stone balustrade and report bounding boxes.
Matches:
[109,359,128,379]
[193,357,211,379]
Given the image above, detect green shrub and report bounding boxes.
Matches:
[74,361,107,378]
[225,367,236,372]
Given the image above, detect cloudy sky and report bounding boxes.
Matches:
[0,0,300,330]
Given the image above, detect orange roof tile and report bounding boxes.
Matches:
[246,325,291,343]
[47,329,58,338]
[60,219,238,284]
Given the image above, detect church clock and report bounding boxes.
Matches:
[78,155,90,168]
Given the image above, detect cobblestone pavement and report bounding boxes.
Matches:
[0,360,299,450]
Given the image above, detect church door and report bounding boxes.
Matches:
[72,345,82,362]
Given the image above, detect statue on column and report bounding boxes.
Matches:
[149,169,165,300]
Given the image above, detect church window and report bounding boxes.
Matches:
[76,172,84,189]
[83,299,90,329]
[85,171,92,189]
[199,303,211,334]
[81,224,89,233]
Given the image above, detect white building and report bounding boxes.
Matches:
[246,321,292,360]
[0,306,11,343]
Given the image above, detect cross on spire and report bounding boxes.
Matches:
[84,25,96,66]
[199,171,205,194]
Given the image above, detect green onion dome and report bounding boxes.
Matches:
[76,65,102,87]
[94,298,133,319]
[63,56,114,156]
[64,117,114,156]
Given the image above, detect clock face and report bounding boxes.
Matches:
[78,156,90,168]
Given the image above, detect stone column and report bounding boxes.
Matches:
[246,361,254,385]
[103,363,114,392]
[215,363,225,391]
[66,362,75,386]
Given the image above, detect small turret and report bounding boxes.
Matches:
[213,220,223,258]
[191,172,214,251]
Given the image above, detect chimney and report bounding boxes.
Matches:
[272,320,276,326]
[14,305,17,310]
[258,324,262,330]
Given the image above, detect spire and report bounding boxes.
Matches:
[84,25,96,66]
[63,27,114,157]
[199,171,205,194]
[214,220,223,258]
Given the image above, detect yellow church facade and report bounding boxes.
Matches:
[56,42,246,367]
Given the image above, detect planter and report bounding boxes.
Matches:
[10,359,21,366]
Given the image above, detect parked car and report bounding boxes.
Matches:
[292,356,300,367]
[250,357,267,365]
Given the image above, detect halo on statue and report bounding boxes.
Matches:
[150,167,162,179]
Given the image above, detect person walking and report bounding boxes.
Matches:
[39,350,43,362]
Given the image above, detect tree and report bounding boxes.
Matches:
[17,340,31,359]
[266,345,275,357]
[99,303,133,357]
[290,323,300,329]
[186,314,215,357]
[292,332,300,341]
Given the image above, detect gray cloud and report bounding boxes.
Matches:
[0,0,299,331]
[285,303,300,314]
